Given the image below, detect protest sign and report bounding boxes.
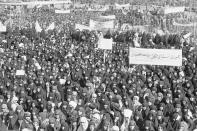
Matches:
[75,24,91,31]
[16,70,25,76]
[163,6,185,14]
[55,10,70,14]
[98,38,113,50]
[19,43,24,48]
[89,19,114,30]
[0,21,6,32]
[129,48,182,66]
[121,23,149,32]
[60,79,66,85]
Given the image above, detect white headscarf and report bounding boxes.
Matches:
[78,117,89,131]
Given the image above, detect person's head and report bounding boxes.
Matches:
[7,92,11,99]
[79,117,88,129]
[16,105,23,113]
[144,120,151,130]
[89,122,95,131]
[157,92,163,101]
[1,104,8,113]
[92,93,97,101]
[72,91,78,98]
[33,119,39,127]
[129,120,136,130]
[165,97,170,103]
[111,126,119,131]
[9,111,14,118]
[49,117,55,127]
[175,104,181,112]
[157,111,163,120]
[133,96,139,103]
[25,112,31,121]
[158,125,164,131]
[69,101,77,110]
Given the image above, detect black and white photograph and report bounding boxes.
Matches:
[0,0,197,131]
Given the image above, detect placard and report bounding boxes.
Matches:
[163,6,185,14]
[129,48,182,66]
[16,70,25,76]
[98,38,113,50]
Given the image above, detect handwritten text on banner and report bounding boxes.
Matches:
[163,6,185,14]
[129,48,182,66]
[89,19,114,30]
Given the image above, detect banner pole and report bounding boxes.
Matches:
[104,50,106,63]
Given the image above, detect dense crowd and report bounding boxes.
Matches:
[0,24,196,131]
[0,1,197,131]
[1,4,196,37]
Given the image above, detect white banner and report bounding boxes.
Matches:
[115,3,130,9]
[163,6,185,14]
[55,10,70,14]
[88,5,109,12]
[0,21,6,32]
[99,15,116,20]
[173,21,197,27]
[121,23,149,32]
[90,19,114,30]
[75,24,91,31]
[0,0,72,5]
[98,38,113,50]
[129,48,182,66]
[74,3,87,8]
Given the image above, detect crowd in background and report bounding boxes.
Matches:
[0,3,196,34]
[0,1,197,131]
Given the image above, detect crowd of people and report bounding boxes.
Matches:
[0,1,197,131]
[0,22,196,131]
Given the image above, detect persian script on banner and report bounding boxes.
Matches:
[129,48,182,66]
[163,6,185,14]
[89,19,114,30]
[121,23,149,32]
[173,21,197,27]
[75,24,91,31]
[88,5,109,12]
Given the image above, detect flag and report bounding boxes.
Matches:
[35,21,42,32]
[46,22,55,31]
